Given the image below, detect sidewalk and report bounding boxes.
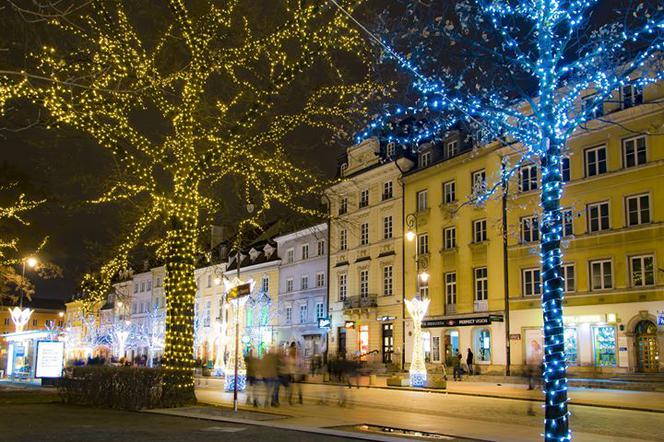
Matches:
[185,382,663,442]
[195,375,664,413]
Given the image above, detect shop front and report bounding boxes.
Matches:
[404,313,507,374]
[510,301,664,374]
[2,329,62,382]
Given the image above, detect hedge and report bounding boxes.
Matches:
[59,366,165,410]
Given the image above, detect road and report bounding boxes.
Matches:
[196,380,664,442]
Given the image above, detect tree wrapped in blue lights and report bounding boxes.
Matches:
[347,1,663,440]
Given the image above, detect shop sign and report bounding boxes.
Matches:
[509,334,521,341]
[318,317,331,329]
[563,314,605,325]
[422,316,491,328]
[489,314,504,322]
[377,316,396,322]
[658,312,664,327]
[344,321,355,329]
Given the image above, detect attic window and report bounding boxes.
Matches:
[249,248,259,262]
[264,244,274,258]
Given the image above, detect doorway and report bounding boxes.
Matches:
[444,330,459,366]
[337,327,346,359]
[382,323,394,363]
[635,320,659,373]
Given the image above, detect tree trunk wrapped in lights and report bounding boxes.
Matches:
[0,1,383,402]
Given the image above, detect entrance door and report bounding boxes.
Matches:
[635,320,659,373]
[338,327,346,359]
[382,323,394,363]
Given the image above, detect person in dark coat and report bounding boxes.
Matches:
[453,351,463,381]
[466,348,474,375]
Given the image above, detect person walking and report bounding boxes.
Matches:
[453,351,463,381]
[466,348,474,376]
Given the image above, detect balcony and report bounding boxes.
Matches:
[343,294,378,311]
[445,304,457,315]
[474,300,488,312]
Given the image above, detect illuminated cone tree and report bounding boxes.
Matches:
[0,1,382,404]
[352,1,663,439]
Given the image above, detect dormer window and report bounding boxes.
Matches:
[621,82,643,109]
[340,163,348,176]
[249,248,259,262]
[445,141,459,158]
[419,151,431,168]
[263,243,275,258]
[386,142,396,158]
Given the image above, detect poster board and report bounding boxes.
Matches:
[35,341,65,378]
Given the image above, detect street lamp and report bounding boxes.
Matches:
[405,213,429,295]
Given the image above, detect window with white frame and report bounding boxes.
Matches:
[587,201,610,232]
[561,157,571,182]
[417,190,428,211]
[316,272,325,287]
[359,189,369,208]
[419,150,432,168]
[474,267,488,300]
[563,209,574,237]
[301,275,309,290]
[585,145,607,177]
[386,142,396,157]
[360,223,369,246]
[286,278,294,292]
[147,280,151,291]
[383,265,393,296]
[301,244,309,260]
[443,226,456,249]
[206,275,212,288]
[621,83,643,109]
[417,233,429,254]
[521,216,539,243]
[287,248,294,263]
[299,304,308,323]
[445,272,457,306]
[471,169,486,194]
[338,273,347,300]
[520,164,538,192]
[522,268,541,296]
[445,140,459,158]
[285,306,292,323]
[339,229,347,250]
[339,197,348,215]
[261,276,269,293]
[383,215,393,240]
[317,240,325,256]
[590,259,613,290]
[419,278,429,298]
[623,136,647,168]
[582,93,604,119]
[443,180,456,204]
[141,282,145,292]
[626,194,650,226]
[562,263,575,292]
[473,219,487,243]
[359,270,369,298]
[316,302,325,319]
[630,255,655,287]
[383,181,393,200]
[134,283,139,294]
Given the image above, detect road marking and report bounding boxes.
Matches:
[202,426,247,433]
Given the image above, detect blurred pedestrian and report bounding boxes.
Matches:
[466,348,474,376]
[245,350,258,407]
[453,351,463,381]
[286,342,303,405]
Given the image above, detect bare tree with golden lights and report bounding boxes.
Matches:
[0,1,382,404]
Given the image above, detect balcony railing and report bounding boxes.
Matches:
[474,300,488,312]
[343,294,378,310]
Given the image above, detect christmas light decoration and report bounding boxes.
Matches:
[338,1,663,439]
[405,296,430,388]
[0,1,383,404]
[8,306,33,332]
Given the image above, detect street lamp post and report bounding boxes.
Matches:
[20,256,38,309]
[405,213,430,387]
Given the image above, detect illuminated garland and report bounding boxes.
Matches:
[0,0,383,404]
[344,1,664,440]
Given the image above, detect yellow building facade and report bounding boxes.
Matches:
[403,81,664,374]
[327,138,413,367]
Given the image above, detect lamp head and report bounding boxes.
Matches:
[26,257,38,268]
[406,230,416,242]
[419,271,430,283]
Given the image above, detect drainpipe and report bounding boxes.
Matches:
[322,194,332,365]
[394,158,407,372]
[501,157,511,377]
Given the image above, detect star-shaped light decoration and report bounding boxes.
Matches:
[8,307,33,333]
